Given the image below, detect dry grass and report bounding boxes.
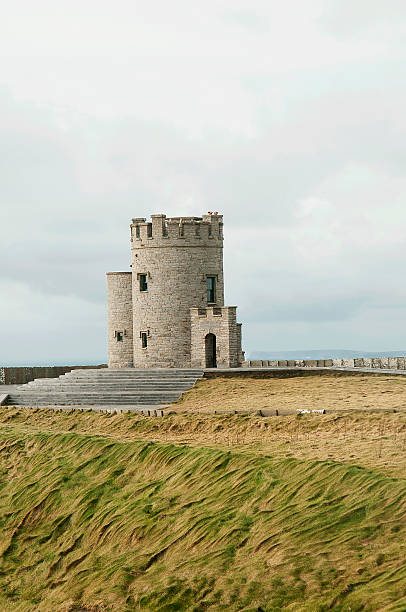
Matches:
[176,373,406,414]
[1,374,406,611]
[2,403,406,478]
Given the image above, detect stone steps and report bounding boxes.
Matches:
[7,394,187,406]
[7,368,203,408]
[62,369,202,376]
[20,382,194,390]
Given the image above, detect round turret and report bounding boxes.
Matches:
[131,214,224,367]
[106,272,133,368]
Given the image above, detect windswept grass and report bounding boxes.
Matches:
[2,404,406,477]
[0,426,406,611]
[2,375,406,610]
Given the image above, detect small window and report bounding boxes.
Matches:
[139,274,148,292]
[206,276,216,304]
[116,331,123,342]
[141,332,148,348]
[147,223,152,237]
[135,225,140,238]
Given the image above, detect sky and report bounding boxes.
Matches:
[1,0,406,365]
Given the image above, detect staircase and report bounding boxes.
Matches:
[6,369,204,408]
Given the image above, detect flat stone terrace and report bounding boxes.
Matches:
[2,367,406,413]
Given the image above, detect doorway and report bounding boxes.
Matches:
[205,333,217,368]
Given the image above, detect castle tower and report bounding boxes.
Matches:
[107,213,244,369]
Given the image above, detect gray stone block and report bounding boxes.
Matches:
[341,359,355,367]
[398,357,406,370]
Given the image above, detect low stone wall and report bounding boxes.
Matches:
[243,357,406,370]
[0,365,107,385]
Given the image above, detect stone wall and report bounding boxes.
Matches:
[0,365,107,385]
[243,357,406,370]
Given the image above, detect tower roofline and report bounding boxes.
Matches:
[130,212,223,246]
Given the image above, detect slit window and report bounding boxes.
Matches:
[141,332,148,348]
[139,274,148,292]
[206,276,216,304]
[116,331,123,342]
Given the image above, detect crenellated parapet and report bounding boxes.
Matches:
[130,214,223,248]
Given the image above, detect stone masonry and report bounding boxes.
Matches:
[106,213,244,368]
[106,272,133,368]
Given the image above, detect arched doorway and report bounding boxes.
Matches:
[205,333,217,368]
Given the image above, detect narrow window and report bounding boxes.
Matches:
[206,276,216,304]
[116,331,123,342]
[139,274,148,292]
[147,223,152,237]
[135,225,140,238]
[141,332,148,348]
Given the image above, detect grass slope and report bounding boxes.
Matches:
[1,422,406,611]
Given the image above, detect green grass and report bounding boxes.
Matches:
[0,426,406,611]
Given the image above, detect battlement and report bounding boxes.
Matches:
[130,214,223,247]
[191,306,237,321]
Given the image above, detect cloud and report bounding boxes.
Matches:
[320,0,406,38]
[0,0,406,362]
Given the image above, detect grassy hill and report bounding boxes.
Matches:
[1,375,406,611]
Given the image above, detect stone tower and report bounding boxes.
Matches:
[107,213,244,369]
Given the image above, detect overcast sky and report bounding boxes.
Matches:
[1,0,406,365]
